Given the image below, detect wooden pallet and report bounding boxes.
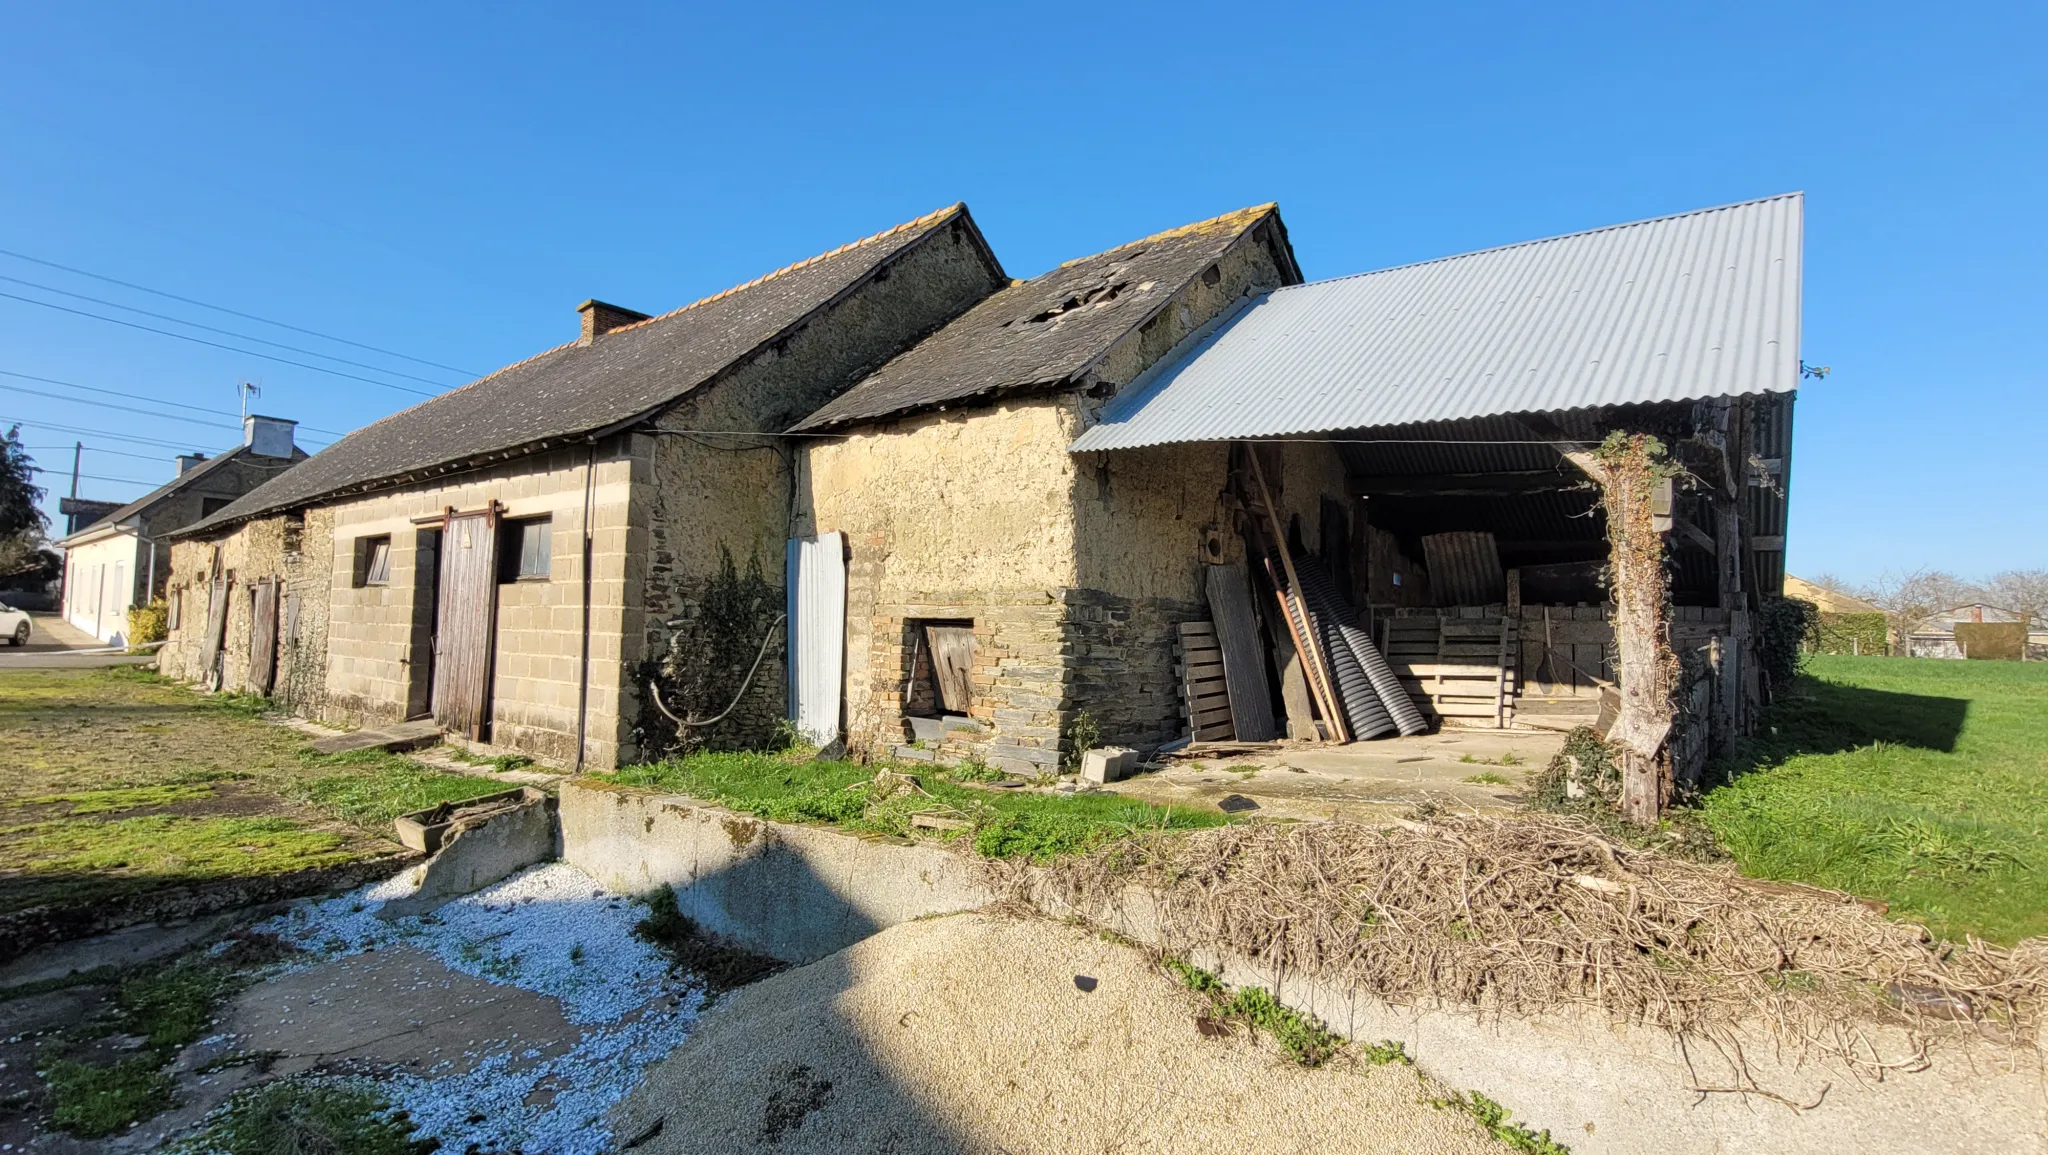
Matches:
[1177,621,1235,742]
[1383,612,1517,728]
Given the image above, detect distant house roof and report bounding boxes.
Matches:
[58,446,300,547]
[1070,193,1804,452]
[180,204,993,536]
[1783,575,1885,615]
[792,205,1300,432]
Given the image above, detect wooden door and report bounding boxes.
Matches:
[249,578,280,695]
[432,508,500,739]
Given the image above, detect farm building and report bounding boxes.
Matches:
[56,415,305,645]
[788,194,1802,801]
[157,205,1007,766]
[155,193,1805,815]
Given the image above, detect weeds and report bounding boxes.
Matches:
[42,1057,174,1138]
[1462,773,1510,785]
[172,1077,430,1155]
[634,885,787,993]
[1432,1090,1570,1154]
[1163,957,1342,1067]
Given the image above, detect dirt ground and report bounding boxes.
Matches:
[1105,728,1565,822]
[613,911,1510,1155]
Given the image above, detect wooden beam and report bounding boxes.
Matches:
[1351,469,1585,497]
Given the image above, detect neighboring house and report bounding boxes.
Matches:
[159,205,1005,767]
[788,195,1800,775]
[1782,575,1884,616]
[1907,603,2047,659]
[56,416,304,645]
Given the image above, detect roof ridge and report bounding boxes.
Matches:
[603,202,966,337]
[1281,192,1805,291]
[1052,204,1278,271]
[307,204,969,453]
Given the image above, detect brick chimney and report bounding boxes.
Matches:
[577,299,651,345]
[243,414,297,458]
[176,452,208,474]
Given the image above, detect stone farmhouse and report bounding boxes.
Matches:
[163,195,1804,804]
[58,415,304,645]
[159,205,1007,766]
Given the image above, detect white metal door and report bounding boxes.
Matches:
[786,532,846,747]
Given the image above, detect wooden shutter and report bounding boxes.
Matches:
[249,578,280,695]
[924,625,975,714]
[432,507,501,739]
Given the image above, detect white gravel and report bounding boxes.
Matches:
[249,863,702,1154]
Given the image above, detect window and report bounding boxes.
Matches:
[168,587,182,630]
[201,497,233,517]
[500,517,552,581]
[353,535,392,587]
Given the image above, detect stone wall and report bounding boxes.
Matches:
[632,217,1003,759]
[800,223,1345,765]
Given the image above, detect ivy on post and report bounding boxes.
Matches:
[1563,432,1680,828]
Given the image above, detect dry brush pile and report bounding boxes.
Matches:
[1021,815,2048,1097]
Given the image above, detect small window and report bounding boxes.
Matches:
[201,496,233,517]
[500,517,552,582]
[167,588,182,630]
[353,535,392,587]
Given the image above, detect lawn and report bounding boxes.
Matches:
[603,751,1230,863]
[1699,655,2048,944]
[0,667,510,917]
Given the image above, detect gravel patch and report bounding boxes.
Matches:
[241,862,702,1154]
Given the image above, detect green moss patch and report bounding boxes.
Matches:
[0,816,357,914]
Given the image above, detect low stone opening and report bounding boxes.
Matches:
[900,618,975,743]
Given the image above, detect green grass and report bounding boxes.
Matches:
[1699,655,2048,944]
[171,1077,429,1155]
[1462,772,1511,785]
[1162,957,1351,1067]
[1432,1090,1571,1154]
[290,750,514,829]
[603,751,1229,863]
[42,1057,175,1137]
[0,668,514,916]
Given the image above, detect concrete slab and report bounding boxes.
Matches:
[306,718,445,756]
[1103,728,1566,822]
[223,946,582,1078]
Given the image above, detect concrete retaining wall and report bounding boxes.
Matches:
[562,779,2047,1154]
[559,780,992,965]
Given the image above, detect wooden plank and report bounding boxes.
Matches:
[248,577,279,697]
[1248,451,1348,742]
[1180,620,1218,636]
[1203,564,1278,743]
[925,624,976,713]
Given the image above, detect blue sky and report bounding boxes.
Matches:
[1,2,2041,584]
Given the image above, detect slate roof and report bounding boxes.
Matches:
[58,445,301,545]
[179,204,985,536]
[793,205,1299,432]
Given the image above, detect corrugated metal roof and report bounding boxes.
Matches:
[1070,194,1803,452]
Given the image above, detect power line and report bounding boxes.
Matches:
[0,246,479,376]
[0,380,241,431]
[0,274,463,388]
[30,465,163,488]
[0,368,346,436]
[0,414,220,451]
[0,291,437,398]
[22,444,175,462]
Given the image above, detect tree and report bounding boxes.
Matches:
[1982,570,2048,632]
[0,424,45,541]
[1865,568,1975,641]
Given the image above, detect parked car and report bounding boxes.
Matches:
[0,599,30,646]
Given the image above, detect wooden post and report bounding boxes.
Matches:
[1564,435,1676,827]
[1247,448,1350,743]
